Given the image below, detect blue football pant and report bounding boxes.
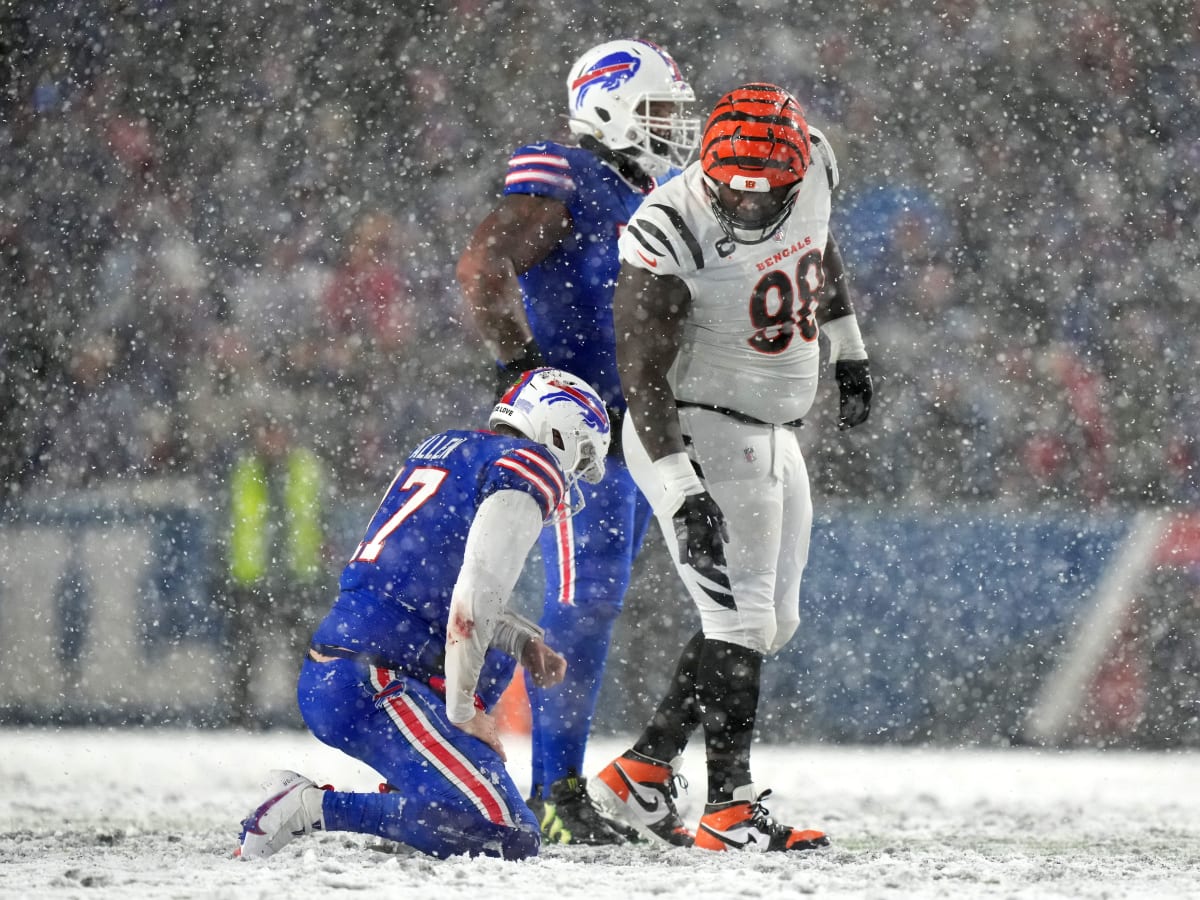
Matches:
[297,657,540,860]
[528,456,652,791]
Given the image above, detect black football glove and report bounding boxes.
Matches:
[494,339,547,401]
[672,490,734,604]
[835,358,873,430]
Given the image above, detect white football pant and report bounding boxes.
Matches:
[623,407,811,655]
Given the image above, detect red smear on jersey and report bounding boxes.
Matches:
[451,612,475,639]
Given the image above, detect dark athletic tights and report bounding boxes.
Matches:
[632,630,763,803]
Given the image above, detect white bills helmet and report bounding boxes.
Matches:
[490,368,611,486]
[566,39,699,179]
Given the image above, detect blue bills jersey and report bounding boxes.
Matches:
[310,428,566,709]
[502,141,677,411]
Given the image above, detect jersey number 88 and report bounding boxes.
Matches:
[746,248,823,355]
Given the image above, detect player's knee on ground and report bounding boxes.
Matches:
[502,823,541,860]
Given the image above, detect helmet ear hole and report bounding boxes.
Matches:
[595,107,611,123]
[551,428,566,451]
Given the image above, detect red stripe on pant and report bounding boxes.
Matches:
[383,691,510,826]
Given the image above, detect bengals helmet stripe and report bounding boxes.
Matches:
[701,83,811,191]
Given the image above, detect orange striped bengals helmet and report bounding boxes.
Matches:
[700,84,812,243]
[701,83,811,191]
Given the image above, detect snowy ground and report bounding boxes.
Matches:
[2,727,1197,900]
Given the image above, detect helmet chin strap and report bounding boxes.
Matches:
[704,179,797,249]
[579,136,656,192]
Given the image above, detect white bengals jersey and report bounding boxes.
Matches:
[618,127,839,426]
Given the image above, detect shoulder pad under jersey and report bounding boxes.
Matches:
[504,142,576,198]
[491,441,566,519]
[621,196,707,275]
[807,126,839,192]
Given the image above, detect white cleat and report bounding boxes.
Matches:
[591,751,694,847]
[693,785,829,853]
[235,770,328,860]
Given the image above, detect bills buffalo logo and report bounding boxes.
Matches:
[544,381,610,435]
[507,371,610,436]
[571,51,641,107]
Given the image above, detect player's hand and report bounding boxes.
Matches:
[494,339,547,400]
[673,490,729,568]
[521,637,567,688]
[835,359,873,430]
[673,490,733,602]
[455,709,507,761]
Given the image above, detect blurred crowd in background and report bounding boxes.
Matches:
[1,0,1197,518]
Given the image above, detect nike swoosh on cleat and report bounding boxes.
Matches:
[613,766,663,815]
[242,784,301,836]
[636,250,659,268]
[698,823,757,850]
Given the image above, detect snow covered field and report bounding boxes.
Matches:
[2,727,1197,899]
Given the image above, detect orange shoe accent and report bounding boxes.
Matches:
[494,666,532,735]
[594,761,630,802]
[784,828,829,850]
[595,755,669,802]
[592,753,694,847]
[695,796,828,853]
[694,802,753,851]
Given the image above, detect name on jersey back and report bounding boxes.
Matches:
[411,434,467,462]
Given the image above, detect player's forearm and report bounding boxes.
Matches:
[444,588,494,723]
[456,255,533,364]
[444,490,543,722]
[816,233,855,324]
[479,308,534,364]
[623,375,686,460]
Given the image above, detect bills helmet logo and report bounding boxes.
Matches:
[502,372,610,437]
[570,51,641,108]
[543,380,611,436]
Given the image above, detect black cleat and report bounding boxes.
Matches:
[540,775,631,845]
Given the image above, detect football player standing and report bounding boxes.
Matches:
[591,83,873,852]
[456,38,700,845]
